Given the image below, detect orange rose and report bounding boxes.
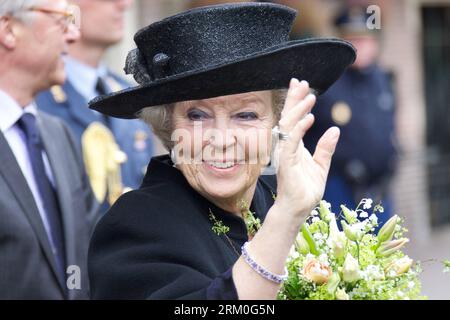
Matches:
[302,258,332,284]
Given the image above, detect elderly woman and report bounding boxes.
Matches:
[88,2,355,299]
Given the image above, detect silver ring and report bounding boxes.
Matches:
[272,126,289,141]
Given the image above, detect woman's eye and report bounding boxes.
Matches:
[187,109,210,121]
[235,112,258,120]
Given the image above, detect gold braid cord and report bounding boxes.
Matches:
[81,122,127,205]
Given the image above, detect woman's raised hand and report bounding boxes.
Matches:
[274,78,340,218]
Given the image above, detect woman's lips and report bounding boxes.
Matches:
[203,160,242,174]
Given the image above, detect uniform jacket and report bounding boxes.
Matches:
[35,72,154,190]
[304,64,397,210]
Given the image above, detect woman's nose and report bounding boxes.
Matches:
[206,121,237,151]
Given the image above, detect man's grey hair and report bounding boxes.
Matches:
[0,0,45,22]
[139,89,287,151]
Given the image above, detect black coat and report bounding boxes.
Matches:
[88,155,276,299]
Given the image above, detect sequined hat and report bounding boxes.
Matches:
[89,2,356,119]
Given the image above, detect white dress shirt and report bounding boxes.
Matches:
[63,55,109,102]
[0,89,56,243]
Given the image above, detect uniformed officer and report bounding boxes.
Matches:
[35,0,154,208]
[304,5,398,224]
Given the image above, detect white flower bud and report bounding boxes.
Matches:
[335,288,350,300]
[342,253,361,283]
[385,256,413,277]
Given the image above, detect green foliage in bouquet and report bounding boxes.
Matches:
[444,260,450,274]
[278,199,427,300]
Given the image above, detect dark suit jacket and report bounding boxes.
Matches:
[0,111,99,299]
[89,155,276,299]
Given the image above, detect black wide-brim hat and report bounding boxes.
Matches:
[89,2,356,119]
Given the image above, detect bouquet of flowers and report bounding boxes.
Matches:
[278,199,427,300]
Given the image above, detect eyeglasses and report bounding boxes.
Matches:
[28,4,80,32]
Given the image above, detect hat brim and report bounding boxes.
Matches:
[89,38,356,119]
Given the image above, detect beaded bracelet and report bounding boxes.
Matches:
[241,242,288,284]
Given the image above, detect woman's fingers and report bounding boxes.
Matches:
[283,113,315,156]
[312,127,340,173]
[279,93,316,131]
[281,79,310,118]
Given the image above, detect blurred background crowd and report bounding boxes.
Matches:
[0,0,448,299]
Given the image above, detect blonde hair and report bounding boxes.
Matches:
[139,89,287,151]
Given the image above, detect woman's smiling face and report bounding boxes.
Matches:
[172,90,274,205]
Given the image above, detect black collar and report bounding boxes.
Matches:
[142,155,276,241]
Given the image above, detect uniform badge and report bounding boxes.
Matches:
[50,85,67,103]
[331,101,352,126]
[134,130,148,152]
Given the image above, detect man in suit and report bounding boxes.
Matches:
[35,0,155,209]
[0,0,99,299]
[304,5,397,224]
